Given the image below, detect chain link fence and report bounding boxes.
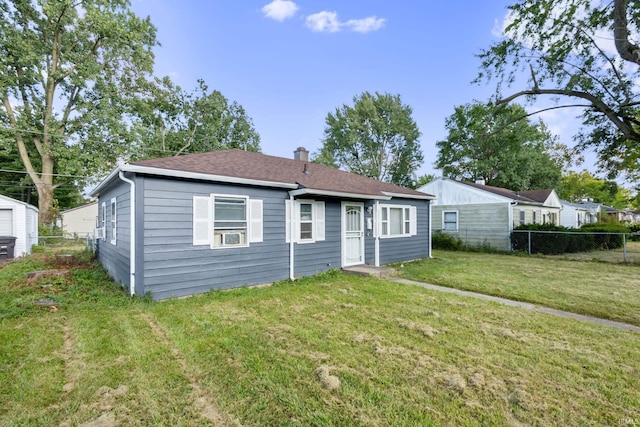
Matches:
[512,230,640,264]
[36,234,95,254]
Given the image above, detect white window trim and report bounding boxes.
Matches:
[101,202,107,241]
[285,199,326,244]
[379,204,417,238]
[193,194,263,249]
[297,199,315,244]
[110,198,117,245]
[442,210,459,232]
[212,194,249,249]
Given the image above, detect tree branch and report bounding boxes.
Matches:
[2,97,42,185]
[175,124,198,156]
[614,0,640,66]
[498,88,640,140]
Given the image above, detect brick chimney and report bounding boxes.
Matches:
[294,147,309,162]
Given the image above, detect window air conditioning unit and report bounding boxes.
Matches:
[222,232,241,246]
[95,228,105,240]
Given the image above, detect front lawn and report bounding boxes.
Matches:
[1,253,639,426]
[398,250,640,326]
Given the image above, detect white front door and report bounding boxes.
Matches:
[342,202,364,266]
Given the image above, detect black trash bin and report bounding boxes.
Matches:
[0,236,17,259]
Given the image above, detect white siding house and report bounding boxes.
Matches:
[419,178,562,251]
[0,194,39,256]
[560,200,600,228]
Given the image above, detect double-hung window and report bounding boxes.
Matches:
[193,194,263,248]
[442,210,458,232]
[213,196,247,247]
[519,210,525,225]
[110,198,117,245]
[285,200,325,243]
[379,204,417,238]
[299,202,314,241]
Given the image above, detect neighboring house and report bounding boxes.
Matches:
[89,148,434,300]
[603,205,625,221]
[0,194,39,256]
[560,200,599,228]
[624,208,640,223]
[60,202,98,238]
[418,178,561,251]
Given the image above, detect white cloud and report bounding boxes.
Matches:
[345,16,385,33]
[305,10,385,33]
[305,11,341,33]
[261,0,298,22]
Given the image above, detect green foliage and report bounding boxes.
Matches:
[1,0,159,224]
[476,0,640,182]
[558,170,633,209]
[130,79,261,160]
[436,102,565,190]
[315,92,423,187]
[431,231,465,251]
[411,174,436,190]
[512,223,630,254]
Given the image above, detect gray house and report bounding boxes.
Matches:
[90,148,434,299]
[419,177,561,251]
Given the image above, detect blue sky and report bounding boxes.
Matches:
[129,0,587,178]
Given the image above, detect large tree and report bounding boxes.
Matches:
[477,0,640,182]
[315,92,423,188]
[557,170,633,208]
[0,0,158,225]
[436,102,567,190]
[129,79,261,160]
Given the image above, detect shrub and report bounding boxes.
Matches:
[512,223,630,254]
[432,231,465,251]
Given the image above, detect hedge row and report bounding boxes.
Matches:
[511,223,630,255]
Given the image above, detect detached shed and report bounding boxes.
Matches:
[0,194,39,256]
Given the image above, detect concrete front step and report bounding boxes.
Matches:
[342,265,396,278]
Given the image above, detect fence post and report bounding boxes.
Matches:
[528,230,531,255]
[623,233,627,263]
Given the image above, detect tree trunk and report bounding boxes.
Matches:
[36,156,56,227]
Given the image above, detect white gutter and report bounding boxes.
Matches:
[374,200,380,267]
[118,171,136,296]
[122,164,298,190]
[428,200,433,258]
[289,188,391,200]
[289,193,295,281]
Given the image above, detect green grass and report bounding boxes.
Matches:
[397,250,640,326]
[1,254,639,426]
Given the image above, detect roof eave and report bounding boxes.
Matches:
[289,188,391,200]
[381,191,435,200]
[114,164,300,190]
[89,166,121,197]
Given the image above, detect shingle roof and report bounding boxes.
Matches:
[128,149,432,199]
[457,180,553,204]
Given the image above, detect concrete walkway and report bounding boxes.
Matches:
[389,278,640,333]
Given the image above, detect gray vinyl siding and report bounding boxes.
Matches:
[432,203,511,251]
[378,199,430,264]
[96,180,131,289]
[140,177,290,300]
[293,199,342,277]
